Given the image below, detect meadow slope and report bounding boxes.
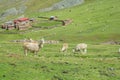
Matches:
[0,0,120,80]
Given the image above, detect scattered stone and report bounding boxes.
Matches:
[62,70,69,74]
[101,40,120,45]
[3,75,6,77]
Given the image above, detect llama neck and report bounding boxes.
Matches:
[39,43,44,48]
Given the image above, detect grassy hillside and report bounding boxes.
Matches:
[31,0,120,43]
[0,0,60,12]
[0,0,60,22]
[0,0,120,80]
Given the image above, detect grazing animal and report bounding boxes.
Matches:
[119,48,120,53]
[73,43,87,54]
[23,38,45,56]
[61,43,68,52]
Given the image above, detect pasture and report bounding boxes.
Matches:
[0,0,120,80]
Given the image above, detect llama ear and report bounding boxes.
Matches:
[38,38,45,43]
[41,38,45,41]
[41,38,45,43]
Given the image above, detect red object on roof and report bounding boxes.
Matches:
[14,18,29,24]
[18,18,29,21]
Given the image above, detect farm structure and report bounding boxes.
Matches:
[1,21,15,30]
[38,16,72,26]
[1,17,33,30]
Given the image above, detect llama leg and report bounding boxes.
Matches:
[34,51,36,55]
[83,49,87,54]
[80,49,84,54]
[61,47,65,52]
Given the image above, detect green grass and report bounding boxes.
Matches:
[0,43,120,80]
[0,0,120,80]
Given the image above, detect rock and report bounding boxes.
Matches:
[39,0,84,12]
[1,8,18,17]
[18,6,27,14]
